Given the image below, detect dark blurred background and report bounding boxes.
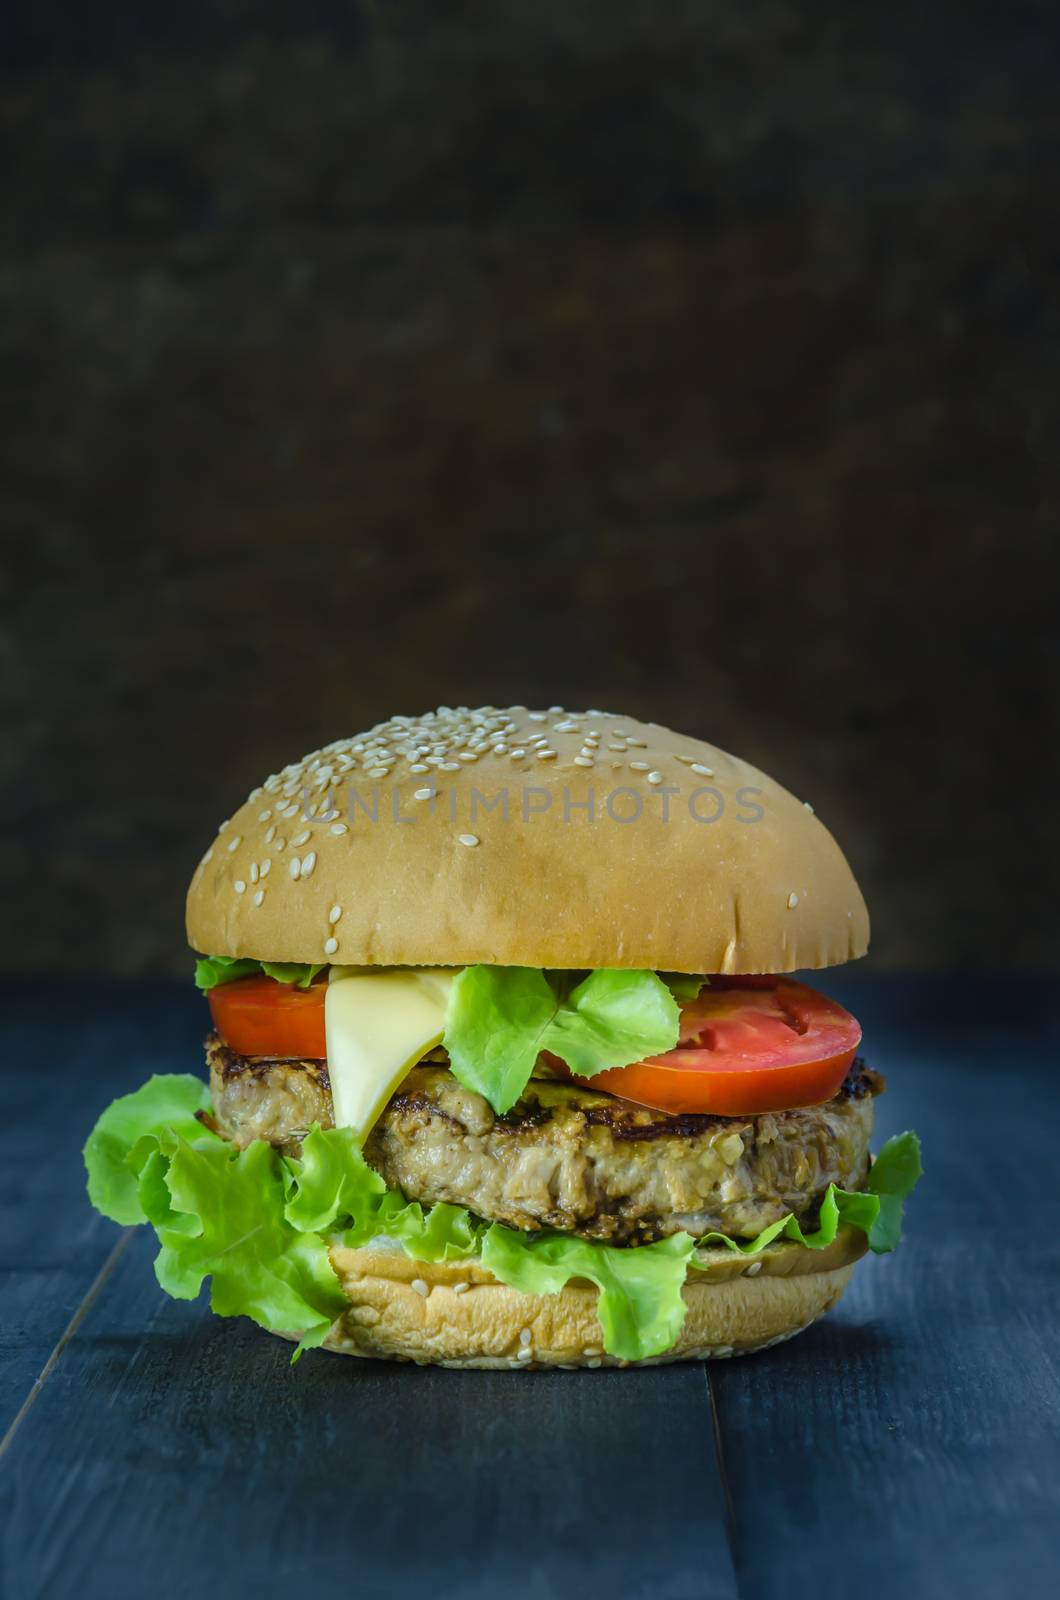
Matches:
[1,2,1056,978]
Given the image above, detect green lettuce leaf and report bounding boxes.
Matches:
[865,1129,924,1251]
[261,962,328,988]
[155,1137,348,1355]
[283,1124,386,1233]
[282,1127,477,1260]
[444,966,681,1113]
[693,1132,923,1259]
[84,1080,349,1356]
[83,1073,210,1224]
[137,1146,202,1234]
[347,1193,481,1262]
[659,972,709,1002]
[194,955,326,992]
[480,1226,697,1362]
[193,955,262,991]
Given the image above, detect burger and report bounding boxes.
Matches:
[84,705,921,1368]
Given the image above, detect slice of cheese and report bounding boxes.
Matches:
[324,967,456,1143]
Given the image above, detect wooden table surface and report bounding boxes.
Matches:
[2,975,1058,1599]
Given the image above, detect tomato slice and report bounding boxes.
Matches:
[208,974,327,1058]
[576,977,861,1116]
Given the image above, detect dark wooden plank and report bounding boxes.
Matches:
[0,982,203,1435]
[711,979,1060,1600]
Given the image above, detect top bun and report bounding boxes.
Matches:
[186,706,869,973]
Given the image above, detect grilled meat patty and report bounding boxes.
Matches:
[207,1033,882,1245]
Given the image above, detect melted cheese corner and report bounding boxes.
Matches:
[324,967,455,1142]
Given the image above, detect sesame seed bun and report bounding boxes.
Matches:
[186,706,869,973]
[276,1228,867,1368]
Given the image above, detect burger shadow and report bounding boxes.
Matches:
[713,1313,903,1378]
[53,1313,909,1547]
[65,1308,904,1475]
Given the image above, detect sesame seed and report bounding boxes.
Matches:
[411,1278,430,1297]
[328,904,342,924]
[647,770,664,784]
[413,787,433,800]
[492,744,508,755]
[249,862,259,883]
[674,753,694,765]
[201,847,213,864]
[330,822,348,835]
[234,879,246,894]
[252,889,265,907]
[510,749,526,759]
[282,804,299,819]
[291,830,311,847]
[274,838,286,852]
[409,762,429,773]
[264,824,276,844]
[516,1347,533,1362]
[691,762,714,777]
[458,752,479,762]
[536,748,557,760]
[611,729,627,738]
[527,711,547,722]
[787,891,799,909]
[452,1281,469,1295]
[289,857,301,880]
[607,743,626,752]
[519,1328,532,1347]
[804,801,815,814]
[626,737,646,747]
[458,833,480,847]
[630,761,650,771]
[587,1358,602,1369]
[217,820,229,833]
[258,809,272,822]
[439,761,461,772]
[573,755,594,767]
[324,936,339,955]
[301,851,316,877]
[745,1259,763,1276]
[226,836,242,853]
[260,858,271,877]
[368,767,389,779]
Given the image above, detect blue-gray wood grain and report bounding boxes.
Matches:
[715,975,1060,1600]
[1,978,1058,1599]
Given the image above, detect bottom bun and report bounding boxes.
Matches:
[278,1236,864,1369]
